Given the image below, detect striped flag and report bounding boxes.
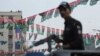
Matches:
[27,15,36,25]
[39,11,48,22]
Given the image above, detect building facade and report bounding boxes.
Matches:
[0,11,25,56]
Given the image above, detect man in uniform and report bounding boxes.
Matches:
[28,1,84,56]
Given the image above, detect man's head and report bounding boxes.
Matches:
[57,2,71,18]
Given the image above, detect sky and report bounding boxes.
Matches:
[0,0,74,18]
[0,0,100,33]
[0,0,100,50]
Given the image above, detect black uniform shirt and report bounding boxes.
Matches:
[62,16,84,49]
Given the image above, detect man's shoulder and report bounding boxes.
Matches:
[71,18,82,26]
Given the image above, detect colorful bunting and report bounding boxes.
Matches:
[69,0,80,10]
[29,32,33,40]
[51,28,55,34]
[47,27,51,36]
[55,29,60,36]
[27,15,36,25]
[0,18,4,28]
[15,23,21,39]
[39,11,48,22]
[36,24,41,34]
[46,9,54,19]
[7,23,14,29]
[41,25,45,35]
[79,0,89,5]
[34,33,38,40]
[31,24,34,32]
[54,9,60,18]
[0,0,100,52]
[90,0,99,6]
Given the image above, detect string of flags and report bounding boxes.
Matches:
[0,0,100,52]
[28,24,64,40]
[0,0,99,24]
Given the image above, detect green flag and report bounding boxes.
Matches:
[47,27,51,36]
[31,24,34,32]
[90,0,99,6]
[54,9,60,18]
[79,0,89,5]
[46,9,54,19]
[39,11,48,22]
[27,15,36,25]
[7,23,13,29]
